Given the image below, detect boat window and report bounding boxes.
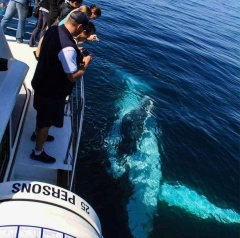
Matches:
[11,84,28,147]
[0,124,10,182]
[0,225,76,237]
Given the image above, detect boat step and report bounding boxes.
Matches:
[13,163,57,185]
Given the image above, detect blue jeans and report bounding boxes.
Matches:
[1,0,28,39]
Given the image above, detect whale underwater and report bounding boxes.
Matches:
[106,72,240,238]
[117,98,154,158]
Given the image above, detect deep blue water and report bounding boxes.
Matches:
[7,0,240,237]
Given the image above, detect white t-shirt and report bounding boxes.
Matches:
[58,46,78,74]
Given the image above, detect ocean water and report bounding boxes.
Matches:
[7,0,240,237]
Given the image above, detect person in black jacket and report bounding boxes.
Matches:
[29,0,50,47]
[47,0,61,27]
[30,10,91,163]
[58,0,82,23]
[47,0,82,28]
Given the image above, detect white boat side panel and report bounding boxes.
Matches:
[0,59,28,142]
[0,33,35,141]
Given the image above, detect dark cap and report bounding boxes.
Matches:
[69,10,89,31]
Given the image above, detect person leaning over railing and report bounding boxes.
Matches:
[57,0,82,24]
[1,0,30,43]
[30,11,92,163]
[34,4,101,59]
[89,4,101,20]
[59,5,100,42]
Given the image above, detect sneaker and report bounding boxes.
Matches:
[16,38,23,43]
[31,132,54,142]
[30,150,56,163]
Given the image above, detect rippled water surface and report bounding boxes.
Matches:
[76,1,240,237]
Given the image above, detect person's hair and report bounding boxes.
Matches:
[90,4,101,17]
[69,0,82,3]
[79,5,91,18]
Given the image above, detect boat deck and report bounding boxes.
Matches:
[6,35,73,184]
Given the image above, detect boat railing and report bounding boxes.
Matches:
[6,17,36,36]
[1,13,37,39]
[64,77,85,191]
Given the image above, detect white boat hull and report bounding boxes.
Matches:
[0,181,103,238]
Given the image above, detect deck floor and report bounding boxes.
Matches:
[6,35,73,183]
[16,98,73,170]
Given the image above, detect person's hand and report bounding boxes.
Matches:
[87,34,99,42]
[82,55,92,68]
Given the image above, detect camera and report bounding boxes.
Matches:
[81,49,91,57]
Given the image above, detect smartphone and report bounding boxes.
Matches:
[82,49,91,57]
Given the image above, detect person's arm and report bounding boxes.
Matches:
[66,55,91,82]
[87,34,99,42]
[58,46,92,83]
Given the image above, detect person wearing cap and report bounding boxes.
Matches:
[89,4,101,20]
[30,10,91,163]
[58,6,100,44]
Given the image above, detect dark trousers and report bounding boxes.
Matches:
[29,10,49,46]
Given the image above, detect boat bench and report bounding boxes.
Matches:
[0,58,28,141]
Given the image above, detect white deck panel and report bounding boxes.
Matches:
[5,35,37,89]
[6,35,73,172]
[16,98,73,170]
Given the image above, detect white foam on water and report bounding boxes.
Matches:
[126,121,161,238]
[107,106,161,237]
[160,183,240,224]
[107,92,139,178]
[107,75,142,177]
[106,73,161,237]
[106,73,240,238]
